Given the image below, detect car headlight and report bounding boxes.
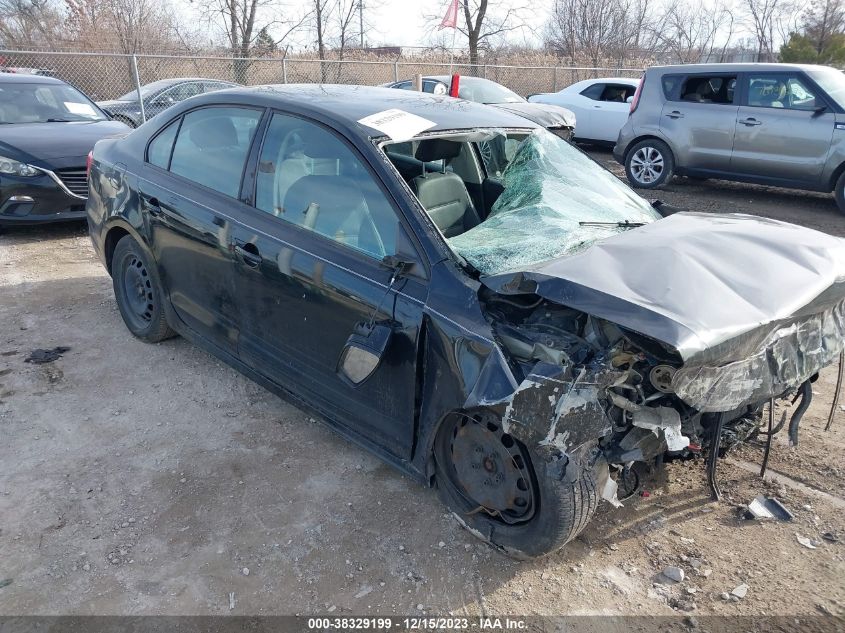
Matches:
[0,155,40,177]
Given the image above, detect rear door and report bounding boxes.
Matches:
[140,105,263,355]
[730,71,834,184]
[659,73,739,170]
[229,110,427,459]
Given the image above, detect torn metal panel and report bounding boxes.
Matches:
[673,299,845,411]
[478,361,620,452]
[607,391,690,451]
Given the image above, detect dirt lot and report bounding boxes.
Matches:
[1,156,844,620]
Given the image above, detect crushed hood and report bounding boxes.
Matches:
[482,212,845,411]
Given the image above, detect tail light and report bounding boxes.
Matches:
[629,73,644,114]
[86,150,94,176]
[449,74,460,98]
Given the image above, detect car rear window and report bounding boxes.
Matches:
[664,74,737,104]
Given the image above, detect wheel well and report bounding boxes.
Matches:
[624,135,672,163]
[104,226,130,274]
[828,161,845,192]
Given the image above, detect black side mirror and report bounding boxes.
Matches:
[382,254,414,276]
[337,321,392,386]
[651,199,683,217]
[813,105,828,116]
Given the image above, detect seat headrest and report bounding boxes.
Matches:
[189,117,238,149]
[284,125,345,159]
[283,175,364,218]
[415,139,462,163]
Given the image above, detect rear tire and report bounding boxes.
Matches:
[625,139,674,189]
[834,171,845,215]
[434,410,599,559]
[112,235,176,343]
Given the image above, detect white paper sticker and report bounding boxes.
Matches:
[64,101,97,116]
[357,108,436,141]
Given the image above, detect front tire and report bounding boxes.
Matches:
[112,235,175,343]
[625,139,674,189]
[434,411,599,559]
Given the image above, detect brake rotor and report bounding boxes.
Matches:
[449,418,532,522]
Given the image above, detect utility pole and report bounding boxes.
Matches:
[359,0,364,48]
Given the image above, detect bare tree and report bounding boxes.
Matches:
[803,0,845,53]
[196,0,307,82]
[654,1,735,63]
[742,0,791,61]
[0,0,63,47]
[425,0,528,66]
[546,0,638,65]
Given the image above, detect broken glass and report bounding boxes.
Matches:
[448,129,661,275]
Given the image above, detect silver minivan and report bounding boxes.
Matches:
[614,63,845,213]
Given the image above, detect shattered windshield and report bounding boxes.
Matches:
[448,129,660,275]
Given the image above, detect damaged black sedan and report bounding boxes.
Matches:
[86,85,845,558]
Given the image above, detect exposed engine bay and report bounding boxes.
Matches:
[480,287,819,504]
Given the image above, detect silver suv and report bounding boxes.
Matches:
[614,63,845,213]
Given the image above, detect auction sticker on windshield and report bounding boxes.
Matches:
[357,108,436,141]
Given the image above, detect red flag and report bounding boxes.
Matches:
[439,0,459,29]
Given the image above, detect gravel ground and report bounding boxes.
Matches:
[1,155,844,619]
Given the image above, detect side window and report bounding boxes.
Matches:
[600,84,635,102]
[169,106,261,197]
[679,75,737,104]
[747,74,820,111]
[424,81,448,95]
[393,81,413,90]
[579,83,605,100]
[147,118,180,169]
[254,112,399,260]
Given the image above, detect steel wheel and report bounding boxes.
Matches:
[111,235,175,343]
[445,414,535,525]
[629,146,665,185]
[122,255,154,327]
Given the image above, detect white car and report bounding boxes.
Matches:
[529,77,640,144]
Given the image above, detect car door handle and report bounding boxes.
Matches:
[740,118,762,126]
[140,195,162,216]
[665,111,684,119]
[233,242,262,268]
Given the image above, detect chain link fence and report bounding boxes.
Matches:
[0,49,643,123]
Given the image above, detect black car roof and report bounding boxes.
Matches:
[0,73,65,85]
[207,84,538,137]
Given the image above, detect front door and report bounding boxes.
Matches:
[731,72,834,184]
[230,111,426,460]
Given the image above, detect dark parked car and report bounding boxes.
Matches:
[97,78,239,128]
[0,73,128,229]
[387,75,575,140]
[87,85,845,558]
